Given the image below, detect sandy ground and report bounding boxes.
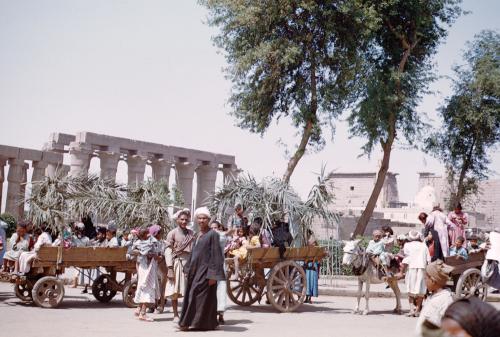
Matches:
[1,281,499,337]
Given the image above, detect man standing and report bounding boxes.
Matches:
[425,203,454,257]
[165,210,195,322]
[179,207,225,331]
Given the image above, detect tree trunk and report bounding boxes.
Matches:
[353,122,396,237]
[454,137,476,207]
[283,49,317,184]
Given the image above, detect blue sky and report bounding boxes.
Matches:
[0,0,499,204]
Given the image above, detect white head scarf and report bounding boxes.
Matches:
[194,207,210,218]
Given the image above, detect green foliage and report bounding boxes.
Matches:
[425,30,500,208]
[0,213,17,238]
[26,173,179,232]
[348,0,463,155]
[202,0,373,180]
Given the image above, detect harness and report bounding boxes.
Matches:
[345,246,369,276]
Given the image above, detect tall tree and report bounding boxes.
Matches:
[201,0,372,183]
[426,30,500,209]
[349,0,462,236]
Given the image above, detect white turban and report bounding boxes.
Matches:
[408,230,421,241]
[194,207,211,218]
[75,222,85,230]
[173,210,181,220]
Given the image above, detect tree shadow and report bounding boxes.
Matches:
[228,303,341,314]
[222,319,253,326]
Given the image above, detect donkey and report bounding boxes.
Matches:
[342,239,402,315]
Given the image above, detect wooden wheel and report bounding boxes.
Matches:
[455,268,488,301]
[122,279,138,308]
[227,268,263,306]
[266,260,306,312]
[92,274,117,303]
[32,276,65,308]
[14,280,33,302]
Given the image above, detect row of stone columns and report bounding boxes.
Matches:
[67,142,238,211]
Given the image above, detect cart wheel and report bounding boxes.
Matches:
[266,260,306,312]
[32,276,65,308]
[14,280,33,302]
[455,268,488,301]
[122,279,138,308]
[226,269,263,306]
[92,274,117,303]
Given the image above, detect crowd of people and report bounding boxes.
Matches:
[361,202,500,336]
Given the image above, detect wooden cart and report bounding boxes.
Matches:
[226,246,327,312]
[445,250,488,301]
[4,246,137,309]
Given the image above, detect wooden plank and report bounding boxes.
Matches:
[35,246,128,263]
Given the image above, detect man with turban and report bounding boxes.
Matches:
[165,209,195,322]
[179,207,225,331]
[415,260,454,336]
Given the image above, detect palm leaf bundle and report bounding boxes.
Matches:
[209,167,339,245]
[26,172,179,233]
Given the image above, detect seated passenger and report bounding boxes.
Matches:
[18,223,53,275]
[366,229,392,277]
[105,225,119,248]
[450,236,468,259]
[2,221,30,273]
[72,222,90,247]
[52,226,73,248]
[90,226,107,247]
[229,227,260,280]
[467,235,482,254]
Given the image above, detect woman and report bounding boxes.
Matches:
[448,203,468,247]
[419,212,444,262]
[2,221,30,273]
[441,297,500,337]
[305,229,319,304]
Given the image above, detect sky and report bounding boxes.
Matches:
[0,0,499,205]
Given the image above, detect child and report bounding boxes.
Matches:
[450,236,468,260]
[131,228,161,322]
[403,230,431,317]
[415,260,454,335]
[467,235,482,254]
[90,226,107,247]
[229,227,260,280]
[52,227,73,248]
[105,227,119,248]
[366,229,391,277]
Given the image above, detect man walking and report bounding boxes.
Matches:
[179,207,225,331]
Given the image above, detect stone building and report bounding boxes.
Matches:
[0,131,237,219]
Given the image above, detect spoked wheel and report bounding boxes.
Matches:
[455,268,488,301]
[32,276,65,308]
[14,279,34,302]
[227,268,264,306]
[122,279,138,308]
[92,274,117,303]
[266,260,306,312]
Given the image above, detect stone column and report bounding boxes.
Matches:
[99,151,121,181]
[222,164,239,184]
[127,154,147,185]
[32,161,48,182]
[175,161,196,211]
[68,142,92,177]
[0,158,5,212]
[18,163,29,217]
[195,164,218,208]
[151,158,171,185]
[5,159,24,218]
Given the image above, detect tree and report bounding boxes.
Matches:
[201,0,372,183]
[426,30,500,209]
[349,0,462,236]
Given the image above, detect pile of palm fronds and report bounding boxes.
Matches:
[26,171,182,233]
[208,166,339,245]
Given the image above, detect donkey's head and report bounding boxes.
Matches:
[342,239,362,265]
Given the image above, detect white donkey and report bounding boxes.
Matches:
[342,239,402,315]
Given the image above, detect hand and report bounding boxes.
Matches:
[208,279,217,286]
